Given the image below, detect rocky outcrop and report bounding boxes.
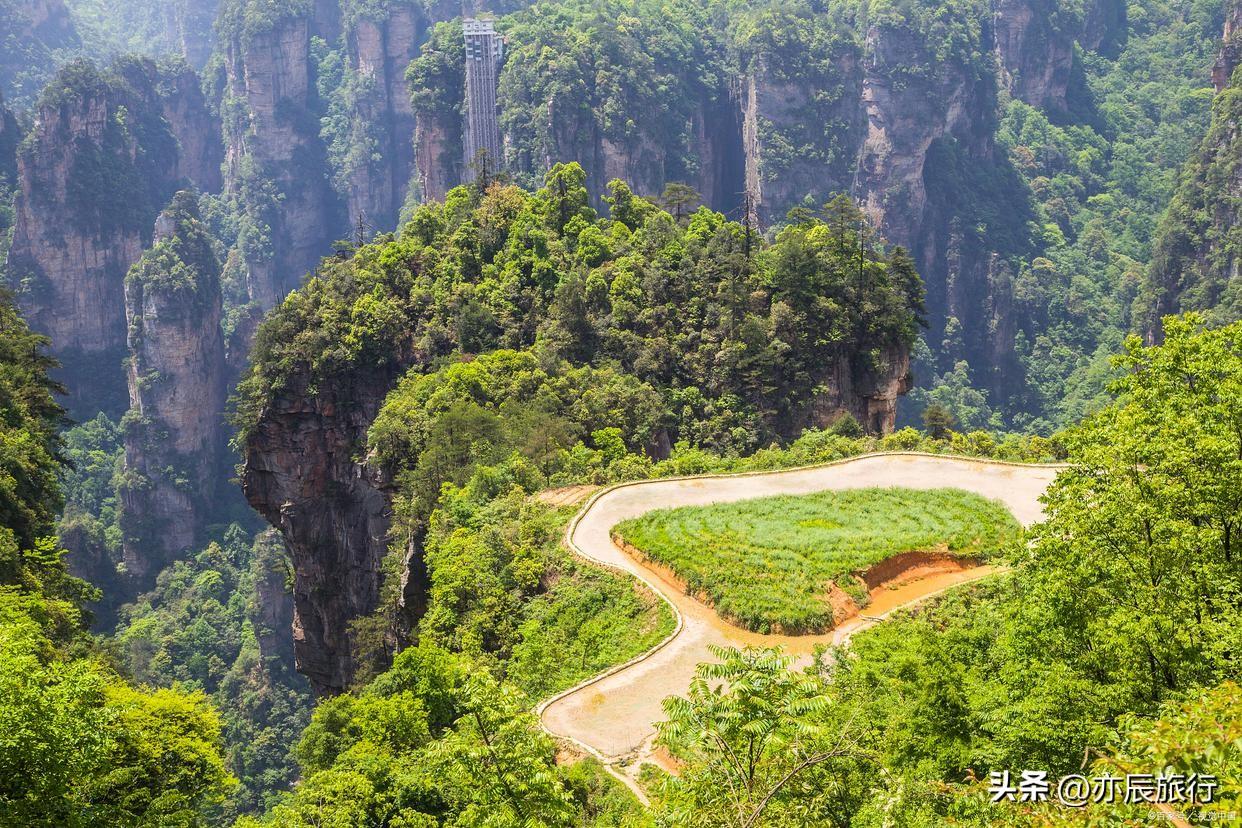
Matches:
[853,24,991,251]
[162,0,221,68]
[249,529,299,675]
[5,58,220,418]
[1214,0,1242,92]
[341,5,429,230]
[992,0,1076,111]
[803,345,913,435]
[160,66,225,194]
[221,8,340,310]
[414,114,462,203]
[313,0,343,42]
[241,365,405,693]
[118,193,227,588]
[742,48,863,225]
[689,95,745,218]
[0,92,18,190]
[992,0,1126,111]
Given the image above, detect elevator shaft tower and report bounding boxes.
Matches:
[463,18,504,181]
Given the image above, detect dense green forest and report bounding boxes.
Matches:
[650,316,1242,826]
[238,172,923,456]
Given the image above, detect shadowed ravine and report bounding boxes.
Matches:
[537,453,1064,797]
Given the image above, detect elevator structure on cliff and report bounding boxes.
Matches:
[463,18,504,181]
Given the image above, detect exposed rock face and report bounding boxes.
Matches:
[1214,0,1242,92]
[118,193,227,588]
[313,0,343,42]
[0,92,18,189]
[241,365,404,693]
[690,96,745,217]
[5,58,219,418]
[414,114,461,203]
[160,67,225,194]
[221,11,340,310]
[249,529,299,675]
[162,0,221,68]
[854,24,990,249]
[804,345,913,435]
[342,6,428,230]
[992,0,1076,111]
[742,52,863,224]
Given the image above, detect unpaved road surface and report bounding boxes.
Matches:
[539,453,1061,781]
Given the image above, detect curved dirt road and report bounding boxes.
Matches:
[539,453,1061,785]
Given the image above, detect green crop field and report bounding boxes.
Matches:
[613,487,1020,633]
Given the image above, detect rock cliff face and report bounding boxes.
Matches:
[1214,0,1242,92]
[803,345,912,435]
[0,92,18,189]
[414,114,461,203]
[5,58,220,418]
[118,194,227,588]
[342,5,428,230]
[241,363,404,693]
[740,33,863,225]
[992,0,1075,111]
[221,11,340,310]
[162,0,222,68]
[161,67,225,193]
[249,529,299,675]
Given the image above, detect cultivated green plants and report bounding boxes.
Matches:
[614,487,1020,633]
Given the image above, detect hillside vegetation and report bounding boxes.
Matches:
[615,487,1020,632]
[650,315,1242,826]
[0,292,235,826]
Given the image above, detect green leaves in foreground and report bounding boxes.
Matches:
[248,643,601,827]
[0,589,234,827]
[654,646,870,828]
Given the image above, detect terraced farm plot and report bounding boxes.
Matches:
[613,487,1020,633]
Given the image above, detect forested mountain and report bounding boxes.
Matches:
[0,291,236,824]
[0,0,1240,824]
[237,174,923,691]
[1144,0,1241,328]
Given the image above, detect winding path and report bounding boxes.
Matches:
[537,453,1063,792]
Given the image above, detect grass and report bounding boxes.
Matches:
[613,487,1020,633]
[502,504,677,701]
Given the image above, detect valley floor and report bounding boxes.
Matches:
[539,453,1063,792]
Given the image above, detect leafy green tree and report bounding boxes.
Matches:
[424,672,575,826]
[655,646,869,828]
[922,402,956,439]
[0,590,235,826]
[660,182,700,223]
[0,291,65,555]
